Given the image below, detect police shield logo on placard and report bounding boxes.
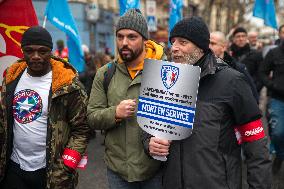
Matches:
[161,65,179,89]
[137,59,201,140]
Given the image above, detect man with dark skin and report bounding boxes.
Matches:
[22,45,52,76]
[0,26,89,189]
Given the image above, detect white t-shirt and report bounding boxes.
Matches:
[11,69,52,171]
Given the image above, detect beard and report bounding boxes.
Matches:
[118,44,144,62]
[172,48,203,65]
[184,48,204,65]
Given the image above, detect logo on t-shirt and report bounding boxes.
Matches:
[13,89,43,124]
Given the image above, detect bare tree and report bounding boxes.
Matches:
[198,0,257,34]
[201,0,215,25]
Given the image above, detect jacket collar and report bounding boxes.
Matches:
[230,43,251,59]
[194,51,227,79]
[116,40,165,79]
[5,57,77,94]
[223,52,237,69]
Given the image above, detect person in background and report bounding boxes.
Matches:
[210,31,259,102]
[54,39,68,61]
[79,44,96,96]
[0,26,89,189]
[248,31,262,50]
[79,45,111,97]
[259,28,284,175]
[275,24,284,46]
[94,52,110,70]
[230,27,263,92]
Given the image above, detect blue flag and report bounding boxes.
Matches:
[169,0,183,42]
[119,0,140,16]
[253,0,278,29]
[45,0,85,72]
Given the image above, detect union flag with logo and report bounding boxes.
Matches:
[0,0,38,89]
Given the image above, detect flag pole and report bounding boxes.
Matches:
[43,16,47,28]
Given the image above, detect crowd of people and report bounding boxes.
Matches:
[0,8,284,189]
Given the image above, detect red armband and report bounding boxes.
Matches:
[234,119,265,144]
[62,148,82,169]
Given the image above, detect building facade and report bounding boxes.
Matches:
[32,0,284,56]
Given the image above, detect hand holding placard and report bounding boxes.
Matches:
[149,137,171,161]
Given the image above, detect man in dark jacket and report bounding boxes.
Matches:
[259,38,284,174]
[0,26,89,189]
[210,31,259,102]
[230,27,263,92]
[143,17,271,189]
[275,24,284,46]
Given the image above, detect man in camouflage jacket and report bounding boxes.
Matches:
[0,26,89,189]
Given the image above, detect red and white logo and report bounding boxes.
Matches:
[62,148,82,169]
[244,126,264,137]
[234,119,265,144]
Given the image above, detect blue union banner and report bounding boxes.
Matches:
[137,59,200,140]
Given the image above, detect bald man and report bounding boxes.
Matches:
[209,31,227,59]
[248,31,262,50]
[210,31,259,102]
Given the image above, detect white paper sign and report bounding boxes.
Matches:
[137,59,201,141]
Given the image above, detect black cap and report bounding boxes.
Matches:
[21,26,53,49]
[169,17,210,52]
[232,27,247,36]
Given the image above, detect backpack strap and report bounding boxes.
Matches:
[103,62,116,94]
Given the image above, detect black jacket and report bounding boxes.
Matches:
[230,44,263,91]
[223,52,259,103]
[142,52,271,189]
[259,43,284,101]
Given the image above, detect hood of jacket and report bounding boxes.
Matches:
[118,39,164,64]
[5,57,77,94]
[144,39,164,60]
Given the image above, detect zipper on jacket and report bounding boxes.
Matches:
[45,86,53,188]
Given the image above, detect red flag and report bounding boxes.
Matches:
[0,0,38,88]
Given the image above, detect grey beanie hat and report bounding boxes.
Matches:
[116,9,148,39]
